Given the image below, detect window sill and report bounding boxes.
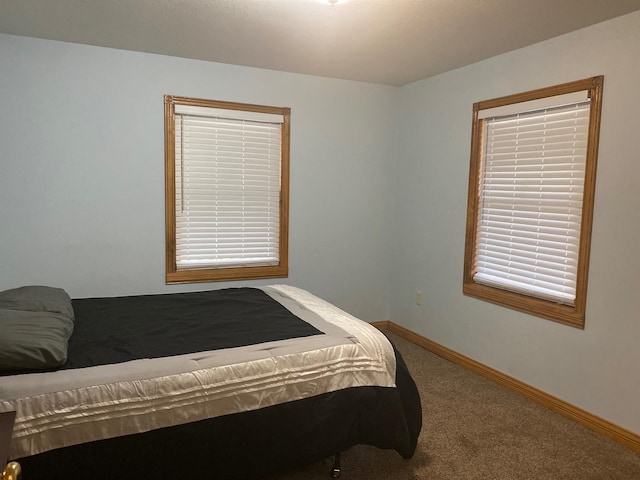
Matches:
[166,265,288,284]
[463,281,585,329]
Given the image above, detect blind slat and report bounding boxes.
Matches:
[473,101,591,305]
[175,111,282,270]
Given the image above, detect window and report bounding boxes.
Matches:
[463,77,604,328]
[164,95,290,283]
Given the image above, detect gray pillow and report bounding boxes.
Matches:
[0,285,74,320]
[0,309,74,370]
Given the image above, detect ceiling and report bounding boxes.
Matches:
[1,0,640,86]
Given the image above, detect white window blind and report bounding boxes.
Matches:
[174,107,283,270]
[473,100,591,305]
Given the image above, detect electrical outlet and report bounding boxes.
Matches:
[415,290,423,305]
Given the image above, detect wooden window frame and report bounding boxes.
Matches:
[164,95,290,284]
[463,76,604,328]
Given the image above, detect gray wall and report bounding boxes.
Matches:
[390,11,640,434]
[0,33,396,320]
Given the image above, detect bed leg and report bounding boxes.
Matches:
[330,452,341,478]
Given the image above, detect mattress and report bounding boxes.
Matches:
[0,285,398,461]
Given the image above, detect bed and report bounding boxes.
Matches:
[0,284,421,479]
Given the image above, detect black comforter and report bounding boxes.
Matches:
[16,288,421,479]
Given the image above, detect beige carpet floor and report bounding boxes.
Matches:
[265,332,640,480]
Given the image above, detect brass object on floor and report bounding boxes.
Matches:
[1,462,21,480]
